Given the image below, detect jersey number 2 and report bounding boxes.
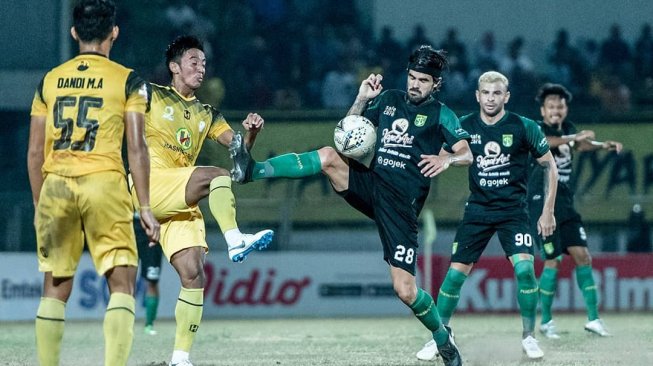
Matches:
[53,96,103,151]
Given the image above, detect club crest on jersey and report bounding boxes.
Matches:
[184,110,191,120]
[176,127,192,150]
[544,242,554,255]
[502,134,513,147]
[77,60,89,71]
[414,114,427,127]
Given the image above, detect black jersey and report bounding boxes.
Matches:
[529,120,577,218]
[363,90,469,212]
[462,111,549,214]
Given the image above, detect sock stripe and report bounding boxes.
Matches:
[106,306,136,316]
[178,297,203,307]
[540,288,555,296]
[438,289,460,299]
[36,315,65,322]
[415,300,435,317]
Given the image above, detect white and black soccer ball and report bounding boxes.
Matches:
[333,115,377,160]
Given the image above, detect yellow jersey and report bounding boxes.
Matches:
[146,83,231,168]
[31,53,149,177]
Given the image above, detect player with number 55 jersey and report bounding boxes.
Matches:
[27,1,159,364]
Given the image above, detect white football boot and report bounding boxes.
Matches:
[584,318,611,336]
[416,339,438,361]
[539,319,561,339]
[228,229,274,263]
[521,335,544,359]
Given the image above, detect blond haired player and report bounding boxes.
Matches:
[135,35,273,366]
[27,1,160,365]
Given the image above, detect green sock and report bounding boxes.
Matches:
[252,151,321,180]
[409,288,448,346]
[144,295,159,327]
[539,267,558,324]
[436,268,467,325]
[576,265,599,321]
[514,259,538,335]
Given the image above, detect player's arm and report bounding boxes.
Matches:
[347,74,383,116]
[419,140,472,178]
[27,115,46,208]
[125,110,160,244]
[241,112,264,150]
[535,151,558,237]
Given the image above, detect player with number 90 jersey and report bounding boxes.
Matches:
[31,53,150,177]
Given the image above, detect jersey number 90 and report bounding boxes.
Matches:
[514,233,533,247]
[53,96,102,152]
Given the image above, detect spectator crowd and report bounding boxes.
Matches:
[110,1,653,113]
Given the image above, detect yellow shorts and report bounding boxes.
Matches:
[36,171,137,277]
[130,167,208,260]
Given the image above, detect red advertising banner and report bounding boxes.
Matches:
[419,254,653,312]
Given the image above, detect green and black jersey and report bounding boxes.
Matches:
[529,120,578,220]
[363,90,470,212]
[462,111,549,215]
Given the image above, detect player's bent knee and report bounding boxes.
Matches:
[318,147,340,169]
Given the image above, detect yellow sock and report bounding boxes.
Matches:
[35,297,66,366]
[209,176,237,233]
[104,292,135,366]
[174,287,204,352]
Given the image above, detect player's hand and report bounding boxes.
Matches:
[537,212,556,238]
[242,113,264,134]
[138,207,161,246]
[358,74,383,100]
[603,140,623,153]
[418,154,450,178]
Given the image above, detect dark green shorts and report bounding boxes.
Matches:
[451,211,535,264]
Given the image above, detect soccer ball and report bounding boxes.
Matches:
[333,115,377,160]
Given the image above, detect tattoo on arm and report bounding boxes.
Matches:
[346,98,368,116]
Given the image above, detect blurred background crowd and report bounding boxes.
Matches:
[112,0,653,115]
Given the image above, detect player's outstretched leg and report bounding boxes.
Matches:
[229,134,322,184]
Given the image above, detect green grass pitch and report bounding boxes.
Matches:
[2,313,652,365]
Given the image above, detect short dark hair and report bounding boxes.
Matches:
[407,45,448,78]
[535,83,573,105]
[72,0,116,43]
[165,35,204,78]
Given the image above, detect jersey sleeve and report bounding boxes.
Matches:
[30,76,47,117]
[440,104,470,147]
[362,90,388,127]
[519,115,550,158]
[124,71,151,113]
[207,107,232,140]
